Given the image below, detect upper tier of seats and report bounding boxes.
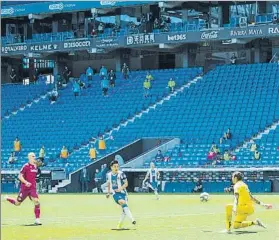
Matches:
[1,68,201,171]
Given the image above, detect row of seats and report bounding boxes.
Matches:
[1,31,74,45]
[164,180,271,193]
[2,68,202,172]
[1,83,51,115]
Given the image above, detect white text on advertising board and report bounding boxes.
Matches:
[127,34,155,45]
[167,34,187,41]
[2,45,27,53]
[100,1,116,6]
[268,27,279,34]
[1,8,15,15]
[201,31,218,40]
[30,44,58,51]
[64,41,91,49]
[230,28,263,37]
[49,3,64,10]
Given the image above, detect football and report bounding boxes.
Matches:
[200,192,209,202]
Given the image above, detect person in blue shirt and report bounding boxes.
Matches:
[73,80,81,98]
[142,162,160,200]
[106,160,136,229]
[99,66,108,79]
[101,77,109,96]
[86,67,94,86]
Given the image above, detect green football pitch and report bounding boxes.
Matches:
[2,194,279,240]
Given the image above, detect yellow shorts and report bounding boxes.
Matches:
[235,205,254,222]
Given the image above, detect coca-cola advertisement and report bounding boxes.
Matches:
[200,31,219,40]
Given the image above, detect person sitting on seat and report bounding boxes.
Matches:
[108,69,116,87]
[60,146,69,159]
[143,79,151,98]
[250,142,257,152]
[146,72,154,82]
[73,80,81,98]
[49,89,59,104]
[155,150,164,162]
[101,77,109,96]
[168,78,176,93]
[86,67,94,87]
[224,150,231,161]
[89,146,97,161]
[13,137,21,156]
[8,152,17,164]
[254,151,261,160]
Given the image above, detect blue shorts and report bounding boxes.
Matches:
[113,193,127,204]
[149,181,158,190]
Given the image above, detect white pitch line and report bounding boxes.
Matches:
[3,209,278,227]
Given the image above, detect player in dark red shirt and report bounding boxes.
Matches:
[5,152,42,225]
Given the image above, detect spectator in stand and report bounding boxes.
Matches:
[223,150,231,161]
[80,168,90,193]
[38,146,45,162]
[166,17,171,24]
[90,28,97,37]
[168,78,176,92]
[8,152,17,164]
[146,72,154,81]
[98,136,106,153]
[86,66,94,87]
[49,89,59,104]
[63,66,71,83]
[254,151,261,160]
[250,141,257,152]
[60,146,69,160]
[100,66,108,78]
[89,146,97,161]
[122,63,130,80]
[112,24,120,35]
[101,163,108,183]
[13,137,21,156]
[210,143,219,154]
[108,69,116,87]
[10,68,17,83]
[230,53,237,64]
[155,150,164,162]
[77,77,86,89]
[73,80,81,98]
[101,77,109,96]
[223,128,232,140]
[153,18,159,29]
[56,74,63,89]
[94,169,102,193]
[98,23,104,34]
[143,79,151,98]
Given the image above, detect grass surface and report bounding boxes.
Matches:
[2,194,279,240]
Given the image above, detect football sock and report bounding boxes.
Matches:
[122,204,134,222]
[119,210,126,225]
[225,204,233,231]
[6,197,16,205]
[34,204,41,219]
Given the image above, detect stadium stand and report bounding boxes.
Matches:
[1,83,50,116]
[1,68,201,172]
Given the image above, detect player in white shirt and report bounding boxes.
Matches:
[143,162,160,200]
[106,160,136,229]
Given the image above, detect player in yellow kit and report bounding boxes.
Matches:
[225,172,272,233]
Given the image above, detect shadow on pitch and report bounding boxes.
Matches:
[111,228,136,231]
[234,231,258,235]
[21,224,42,227]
